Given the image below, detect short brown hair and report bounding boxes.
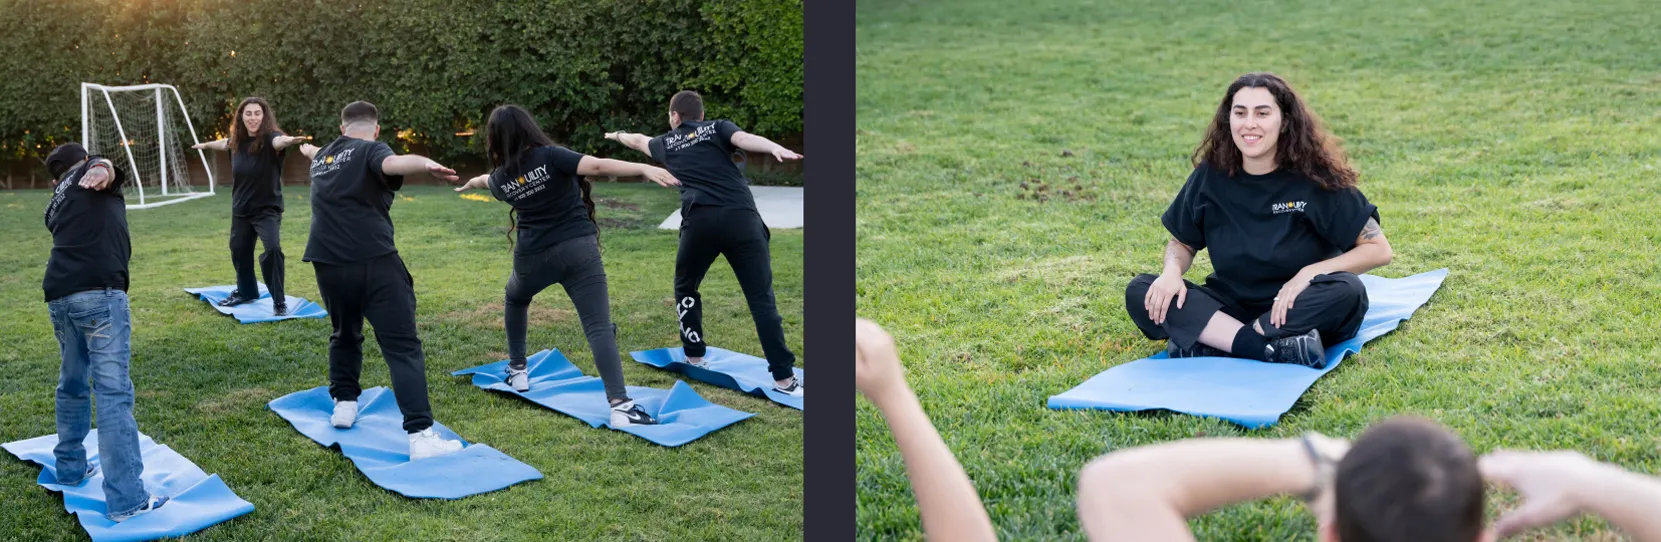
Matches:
[669,90,703,120]
[1335,417,1484,542]
[341,101,379,127]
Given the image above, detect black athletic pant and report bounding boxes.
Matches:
[230,211,285,302]
[313,253,432,433]
[675,205,796,381]
[1124,272,1369,351]
[505,235,629,403]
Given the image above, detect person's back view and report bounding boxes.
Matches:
[1330,418,1484,542]
[607,90,806,397]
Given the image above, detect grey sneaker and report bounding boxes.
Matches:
[331,399,358,429]
[1265,328,1328,369]
[109,495,169,523]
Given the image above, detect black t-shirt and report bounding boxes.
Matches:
[1162,163,1380,308]
[42,158,131,302]
[302,137,403,265]
[488,145,597,255]
[231,130,286,216]
[648,119,756,212]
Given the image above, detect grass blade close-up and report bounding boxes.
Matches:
[856,0,1661,540]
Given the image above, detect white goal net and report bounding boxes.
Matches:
[81,83,216,209]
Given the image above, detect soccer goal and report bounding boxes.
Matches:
[81,83,216,209]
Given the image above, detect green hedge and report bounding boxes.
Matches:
[0,0,801,168]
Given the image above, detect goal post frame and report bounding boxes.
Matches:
[79,82,217,209]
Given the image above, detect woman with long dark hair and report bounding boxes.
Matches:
[1125,73,1393,369]
[454,104,678,427]
[192,97,309,315]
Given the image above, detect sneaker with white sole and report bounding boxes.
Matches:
[684,356,709,369]
[609,401,658,427]
[408,428,464,461]
[331,399,358,429]
[506,366,530,392]
[109,495,168,523]
[773,378,803,398]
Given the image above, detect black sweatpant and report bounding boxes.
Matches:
[505,235,629,403]
[674,205,796,381]
[230,211,285,302]
[1124,272,1369,351]
[313,253,432,433]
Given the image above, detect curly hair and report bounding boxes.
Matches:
[1191,72,1357,190]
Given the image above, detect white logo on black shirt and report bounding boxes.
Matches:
[503,165,550,201]
[310,148,357,176]
[665,124,718,152]
[1271,201,1307,214]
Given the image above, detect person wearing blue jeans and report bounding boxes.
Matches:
[41,143,167,522]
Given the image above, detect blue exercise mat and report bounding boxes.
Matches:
[629,346,804,410]
[267,386,541,499]
[3,430,254,542]
[184,284,326,324]
[1047,268,1448,429]
[452,349,755,447]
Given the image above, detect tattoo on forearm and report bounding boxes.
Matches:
[1361,218,1382,241]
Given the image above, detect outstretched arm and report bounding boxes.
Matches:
[299,143,319,160]
[454,174,489,192]
[856,319,997,542]
[575,156,679,188]
[1482,450,1661,541]
[604,131,653,156]
[1077,435,1347,541]
[381,154,458,182]
[730,131,802,162]
[191,139,230,152]
[272,134,311,150]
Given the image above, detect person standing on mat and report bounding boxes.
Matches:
[297,101,464,461]
[1126,72,1392,370]
[605,90,805,398]
[452,104,679,427]
[857,318,1661,542]
[40,143,168,522]
[191,97,310,316]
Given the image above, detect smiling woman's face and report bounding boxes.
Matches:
[1228,86,1282,165]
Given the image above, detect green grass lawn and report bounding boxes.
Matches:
[0,183,802,541]
[856,0,1661,539]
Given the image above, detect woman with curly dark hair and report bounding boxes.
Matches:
[1124,73,1392,369]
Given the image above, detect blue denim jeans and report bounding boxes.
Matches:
[48,289,151,517]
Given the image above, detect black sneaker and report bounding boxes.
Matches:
[218,292,256,307]
[1265,328,1327,369]
[272,302,289,316]
[773,378,803,398]
[1166,341,1230,359]
[609,401,658,427]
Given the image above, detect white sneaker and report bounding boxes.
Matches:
[609,400,659,427]
[773,377,803,398]
[109,495,169,522]
[506,367,530,392]
[331,400,358,429]
[684,356,709,369]
[408,428,464,461]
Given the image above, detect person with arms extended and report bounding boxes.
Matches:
[298,101,463,460]
[453,104,680,426]
[606,90,805,397]
[192,97,309,315]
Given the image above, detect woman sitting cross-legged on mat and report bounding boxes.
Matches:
[1127,72,1392,369]
[454,104,680,427]
[855,318,1661,542]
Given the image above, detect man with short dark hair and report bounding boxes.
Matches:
[298,101,464,461]
[606,90,805,397]
[40,143,168,522]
